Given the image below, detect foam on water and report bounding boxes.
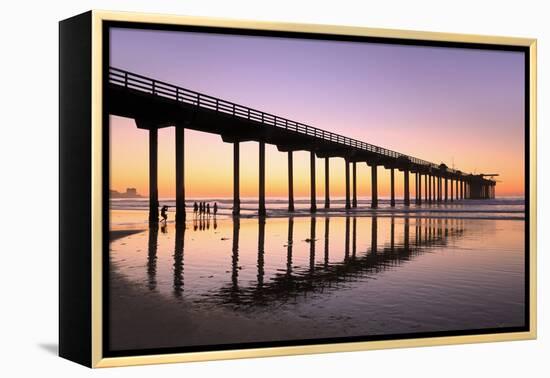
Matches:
[110,197,525,226]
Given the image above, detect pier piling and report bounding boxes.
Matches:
[259,141,266,216]
[352,162,357,208]
[390,168,395,207]
[288,151,294,212]
[310,151,317,212]
[371,164,378,208]
[345,159,351,209]
[149,127,158,225]
[324,157,330,209]
[175,126,185,223]
[233,142,240,216]
[404,169,410,206]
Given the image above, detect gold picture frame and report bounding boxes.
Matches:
[59,10,537,368]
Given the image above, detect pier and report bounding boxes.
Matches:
[108,67,497,224]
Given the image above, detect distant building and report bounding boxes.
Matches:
[110,187,143,198]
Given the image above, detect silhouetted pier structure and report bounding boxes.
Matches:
[108,67,497,224]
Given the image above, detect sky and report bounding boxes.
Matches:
[109,27,525,198]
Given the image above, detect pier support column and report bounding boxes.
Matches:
[371,164,378,208]
[436,176,440,202]
[404,169,410,206]
[232,142,240,216]
[435,176,438,202]
[437,176,443,202]
[175,126,186,223]
[435,175,439,202]
[390,168,395,207]
[414,173,419,205]
[438,176,442,202]
[310,151,317,212]
[259,141,266,216]
[345,159,351,209]
[428,174,432,203]
[149,128,159,225]
[288,151,294,212]
[450,178,454,202]
[416,172,422,205]
[324,157,330,209]
[419,173,423,205]
[424,174,428,202]
[444,177,448,202]
[352,162,357,208]
[460,179,464,199]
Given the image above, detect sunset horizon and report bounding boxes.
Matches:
[110,28,525,199]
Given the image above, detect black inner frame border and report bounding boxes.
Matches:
[101,20,531,359]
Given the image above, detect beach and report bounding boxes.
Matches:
[108,198,526,352]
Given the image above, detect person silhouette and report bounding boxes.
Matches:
[199,202,203,214]
[160,205,168,223]
[213,202,218,217]
[207,203,210,216]
[193,201,198,215]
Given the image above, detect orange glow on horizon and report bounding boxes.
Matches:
[110,116,524,199]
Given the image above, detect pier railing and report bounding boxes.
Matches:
[109,67,459,174]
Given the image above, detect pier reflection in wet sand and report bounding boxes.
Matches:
[110,214,525,350]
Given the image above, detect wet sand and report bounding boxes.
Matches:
[108,214,525,352]
[109,263,325,351]
[109,227,323,351]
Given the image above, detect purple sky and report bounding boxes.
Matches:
[109,27,525,195]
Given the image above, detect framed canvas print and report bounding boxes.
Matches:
[59,10,537,368]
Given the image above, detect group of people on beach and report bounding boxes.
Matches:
[193,201,218,217]
[157,201,218,224]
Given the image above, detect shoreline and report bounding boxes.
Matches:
[109,209,525,231]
